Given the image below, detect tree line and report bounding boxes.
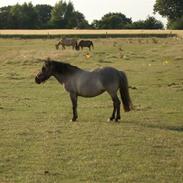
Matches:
[0,0,182,29]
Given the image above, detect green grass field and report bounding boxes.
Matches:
[0,37,183,183]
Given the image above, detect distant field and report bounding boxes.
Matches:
[0,29,183,38]
[0,37,183,182]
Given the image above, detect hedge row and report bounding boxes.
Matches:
[0,33,176,39]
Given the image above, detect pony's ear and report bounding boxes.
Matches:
[44,58,52,66]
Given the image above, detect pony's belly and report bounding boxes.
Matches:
[78,89,105,97]
[77,80,105,97]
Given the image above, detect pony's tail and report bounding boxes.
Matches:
[119,71,133,112]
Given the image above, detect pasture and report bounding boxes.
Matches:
[0,37,183,182]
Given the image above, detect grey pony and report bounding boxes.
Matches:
[55,38,78,50]
[35,59,133,122]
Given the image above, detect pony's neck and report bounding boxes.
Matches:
[53,72,68,84]
[51,62,83,84]
[56,41,61,48]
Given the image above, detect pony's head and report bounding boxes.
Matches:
[35,59,53,84]
[55,40,62,50]
[55,44,59,50]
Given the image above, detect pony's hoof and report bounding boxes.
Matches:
[115,118,121,122]
[70,119,77,122]
[107,118,113,122]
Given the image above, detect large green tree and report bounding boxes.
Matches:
[154,0,183,20]
[128,16,163,29]
[50,0,89,29]
[10,3,37,29]
[64,1,75,28]
[143,16,164,29]
[154,0,183,29]
[0,6,13,28]
[49,0,67,28]
[91,13,132,29]
[73,11,90,29]
[34,4,52,28]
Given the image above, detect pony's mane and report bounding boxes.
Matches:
[51,60,81,74]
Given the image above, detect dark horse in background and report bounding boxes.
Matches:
[35,59,133,122]
[55,38,78,50]
[76,40,94,51]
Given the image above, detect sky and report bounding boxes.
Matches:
[0,0,167,26]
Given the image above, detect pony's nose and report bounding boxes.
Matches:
[35,76,41,84]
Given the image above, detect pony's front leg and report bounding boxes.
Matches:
[62,45,65,50]
[69,92,78,122]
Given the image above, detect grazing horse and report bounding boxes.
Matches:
[35,59,133,122]
[55,38,78,50]
[76,40,94,51]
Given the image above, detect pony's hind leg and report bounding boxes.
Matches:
[110,103,115,121]
[108,93,121,122]
[115,98,121,121]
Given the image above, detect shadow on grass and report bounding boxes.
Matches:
[145,124,183,133]
[126,120,183,133]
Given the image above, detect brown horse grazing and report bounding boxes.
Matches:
[35,59,133,122]
[55,38,78,50]
[76,40,94,51]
